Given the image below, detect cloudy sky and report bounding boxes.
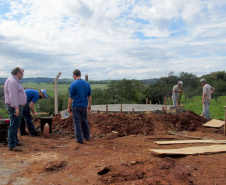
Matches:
[0,0,226,80]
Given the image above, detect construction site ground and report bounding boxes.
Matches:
[0,111,226,185]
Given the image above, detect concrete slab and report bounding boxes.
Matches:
[91,104,174,113]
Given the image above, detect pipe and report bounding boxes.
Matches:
[54,72,62,114]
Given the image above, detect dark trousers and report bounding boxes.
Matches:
[6,105,23,149]
[72,106,90,142]
[20,103,37,135]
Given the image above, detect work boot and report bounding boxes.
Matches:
[76,141,83,144]
[31,132,40,137]
[16,142,25,146]
[21,131,29,136]
[9,146,23,151]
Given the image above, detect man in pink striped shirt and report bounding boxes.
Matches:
[4,67,27,151]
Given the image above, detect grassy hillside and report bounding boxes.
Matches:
[22,83,107,96]
[183,96,226,119]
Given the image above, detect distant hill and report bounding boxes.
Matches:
[141,78,159,84]
[0,77,54,84]
[0,77,159,85]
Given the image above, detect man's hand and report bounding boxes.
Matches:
[14,107,20,116]
[31,112,38,116]
[87,106,91,113]
[67,107,71,113]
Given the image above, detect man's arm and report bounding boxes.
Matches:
[67,98,73,113]
[211,87,215,94]
[30,102,37,116]
[202,94,206,104]
[88,96,92,112]
[173,86,182,93]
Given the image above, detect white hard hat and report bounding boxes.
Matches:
[200,78,206,83]
[178,81,183,85]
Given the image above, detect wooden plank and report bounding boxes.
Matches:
[147,137,176,140]
[168,132,203,139]
[166,109,176,113]
[149,145,226,155]
[203,119,225,128]
[155,140,226,145]
[36,112,49,115]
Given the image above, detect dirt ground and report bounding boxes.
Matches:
[0,111,226,185]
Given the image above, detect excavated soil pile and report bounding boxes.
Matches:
[47,111,208,138]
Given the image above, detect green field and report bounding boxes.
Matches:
[22,83,107,96]
[182,96,226,119]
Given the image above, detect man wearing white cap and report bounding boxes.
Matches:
[172,81,183,106]
[20,89,48,136]
[200,78,215,119]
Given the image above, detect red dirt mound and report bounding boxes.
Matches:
[43,111,208,138]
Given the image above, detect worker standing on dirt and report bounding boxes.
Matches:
[172,81,183,106]
[67,69,92,144]
[20,89,48,136]
[4,67,27,151]
[200,78,215,119]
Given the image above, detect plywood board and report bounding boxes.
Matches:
[203,119,225,128]
[149,145,226,155]
[155,140,226,145]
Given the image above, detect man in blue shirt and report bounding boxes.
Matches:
[20,89,48,136]
[67,69,92,144]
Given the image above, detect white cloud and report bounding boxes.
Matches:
[0,0,225,80]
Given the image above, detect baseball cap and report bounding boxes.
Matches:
[41,89,48,98]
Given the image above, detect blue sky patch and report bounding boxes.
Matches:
[0,1,10,16]
[133,31,151,40]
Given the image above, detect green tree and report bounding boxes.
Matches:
[179,72,199,102]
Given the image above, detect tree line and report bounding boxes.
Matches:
[91,71,226,105]
[0,71,225,117]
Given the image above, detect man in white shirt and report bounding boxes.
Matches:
[200,78,215,119]
[172,81,183,106]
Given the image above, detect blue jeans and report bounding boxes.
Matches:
[173,100,177,106]
[20,103,37,135]
[172,97,177,106]
[72,106,90,142]
[6,105,23,149]
[203,99,211,119]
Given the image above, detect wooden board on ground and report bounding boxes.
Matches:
[203,119,225,128]
[147,137,176,140]
[35,112,49,115]
[149,145,226,155]
[155,140,226,145]
[166,109,176,114]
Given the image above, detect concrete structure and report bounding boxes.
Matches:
[91,104,174,113]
